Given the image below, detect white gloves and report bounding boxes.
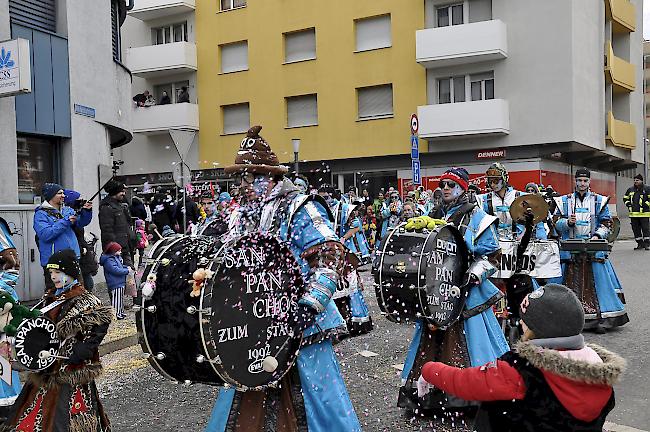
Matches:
[417,374,433,398]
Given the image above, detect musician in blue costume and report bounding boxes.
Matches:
[399,168,509,413]
[551,168,628,333]
[0,217,23,419]
[318,185,373,337]
[205,126,361,432]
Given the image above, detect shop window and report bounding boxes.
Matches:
[17,136,59,204]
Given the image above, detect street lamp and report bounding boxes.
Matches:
[292,139,301,174]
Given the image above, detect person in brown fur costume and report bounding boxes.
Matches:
[2,249,113,432]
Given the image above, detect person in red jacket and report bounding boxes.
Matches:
[418,283,625,431]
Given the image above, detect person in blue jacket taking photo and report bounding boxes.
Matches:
[33,183,93,289]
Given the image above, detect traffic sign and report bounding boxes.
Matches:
[412,159,421,185]
[411,135,418,149]
[410,114,419,135]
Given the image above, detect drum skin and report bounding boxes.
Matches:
[13,316,60,371]
[136,235,223,385]
[375,224,468,327]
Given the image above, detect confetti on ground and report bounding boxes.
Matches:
[358,350,379,357]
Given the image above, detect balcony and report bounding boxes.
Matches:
[127,42,197,79]
[417,99,509,139]
[606,111,636,150]
[132,103,199,135]
[605,0,636,33]
[128,0,195,22]
[416,20,507,69]
[605,41,635,93]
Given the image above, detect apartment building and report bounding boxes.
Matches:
[116,0,200,190]
[0,0,133,300]
[644,39,650,179]
[195,0,644,204]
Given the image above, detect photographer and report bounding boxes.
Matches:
[34,183,93,289]
[64,189,99,291]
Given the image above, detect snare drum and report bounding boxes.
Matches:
[375,223,469,328]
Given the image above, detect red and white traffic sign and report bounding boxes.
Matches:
[410,114,419,135]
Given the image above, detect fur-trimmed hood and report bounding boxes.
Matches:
[516,341,625,386]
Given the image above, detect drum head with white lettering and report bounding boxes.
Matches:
[208,233,304,390]
[421,225,469,328]
[14,317,60,371]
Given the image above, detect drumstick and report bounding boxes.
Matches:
[261,336,291,373]
[38,350,69,360]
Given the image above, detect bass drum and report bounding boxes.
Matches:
[136,235,223,385]
[200,233,304,391]
[375,223,469,328]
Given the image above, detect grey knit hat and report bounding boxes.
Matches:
[519,284,584,339]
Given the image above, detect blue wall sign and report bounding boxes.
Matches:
[74,103,95,118]
[412,159,421,185]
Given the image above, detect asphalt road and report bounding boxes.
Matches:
[96,240,648,431]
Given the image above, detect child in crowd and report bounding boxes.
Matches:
[100,241,130,319]
[417,284,625,431]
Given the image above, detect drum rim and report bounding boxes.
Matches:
[378,223,405,322]
[137,235,187,382]
[13,316,59,371]
[202,232,304,391]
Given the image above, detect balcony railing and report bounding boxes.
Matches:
[416,20,507,69]
[606,111,636,150]
[605,41,635,93]
[132,103,199,135]
[417,99,509,139]
[605,0,636,33]
[127,42,197,78]
[128,0,196,22]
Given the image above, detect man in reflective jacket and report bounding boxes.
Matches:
[623,174,650,250]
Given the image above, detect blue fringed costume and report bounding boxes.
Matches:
[551,190,629,330]
[0,217,22,412]
[399,199,509,412]
[206,125,361,432]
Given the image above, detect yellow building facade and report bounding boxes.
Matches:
[196,0,426,179]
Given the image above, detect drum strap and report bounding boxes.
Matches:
[39,299,67,314]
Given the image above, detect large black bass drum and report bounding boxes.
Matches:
[136,235,223,385]
[374,223,469,329]
[136,232,304,391]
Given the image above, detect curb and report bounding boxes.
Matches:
[605,422,648,432]
[99,334,138,356]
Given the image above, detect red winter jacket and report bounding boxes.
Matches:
[421,342,624,423]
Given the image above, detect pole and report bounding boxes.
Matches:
[181,159,187,233]
[294,152,299,174]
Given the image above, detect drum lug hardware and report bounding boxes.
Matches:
[411,252,420,257]
[187,306,212,315]
[183,380,193,386]
[387,251,395,256]
[132,305,142,312]
[146,305,157,313]
[154,352,166,360]
[160,258,171,266]
[198,257,209,265]
[408,284,417,290]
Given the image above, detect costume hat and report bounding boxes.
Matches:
[224,126,288,175]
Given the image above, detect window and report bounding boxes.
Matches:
[220,41,248,73]
[355,15,392,52]
[154,81,189,104]
[437,3,464,27]
[9,0,56,33]
[220,0,246,11]
[110,0,121,61]
[223,103,250,134]
[17,135,59,204]
[470,72,495,101]
[152,22,188,45]
[357,84,393,120]
[286,95,318,128]
[438,76,466,104]
[284,29,316,63]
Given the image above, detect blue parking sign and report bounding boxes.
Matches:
[412,159,421,185]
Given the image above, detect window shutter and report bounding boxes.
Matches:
[355,15,391,52]
[111,1,121,61]
[223,104,250,134]
[285,29,316,63]
[287,95,318,127]
[358,85,393,119]
[9,0,56,33]
[221,41,248,73]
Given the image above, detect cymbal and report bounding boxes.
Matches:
[509,194,549,225]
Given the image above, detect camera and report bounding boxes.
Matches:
[72,198,88,211]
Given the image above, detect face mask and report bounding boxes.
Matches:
[490,180,504,193]
[251,176,271,197]
[451,185,464,199]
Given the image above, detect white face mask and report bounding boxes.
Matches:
[490,179,505,193]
